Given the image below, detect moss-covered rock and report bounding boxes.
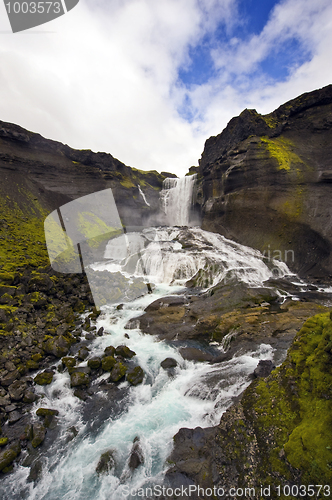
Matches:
[109,362,127,382]
[31,423,46,448]
[70,371,90,387]
[104,345,115,357]
[43,335,72,358]
[62,356,76,370]
[126,366,144,386]
[101,356,116,371]
[87,357,101,370]
[115,345,136,359]
[96,449,116,475]
[0,443,20,472]
[0,438,8,447]
[34,371,54,385]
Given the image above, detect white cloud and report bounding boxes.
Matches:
[0,0,331,177]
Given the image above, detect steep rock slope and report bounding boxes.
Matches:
[0,120,166,228]
[197,85,332,278]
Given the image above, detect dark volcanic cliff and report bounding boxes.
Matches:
[197,84,332,278]
[0,120,166,227]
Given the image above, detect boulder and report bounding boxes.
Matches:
[126,366,144,386]
[96,449,116,475]
[44,335,71,358]
[115,345,136,359]
[109,362,127,382]
[101,356,117,372]
[87,357,101,370]
[0,443,21,472]
[34,371,54,385]
[8,380,27,401]
[62,357,76,370]
[77,346,90,360]
[160,358,178,369]
[128,437,144,470]
[254,359,275,378]
[70,371,90,387]
[31,423,46,448]
[104,345,115,357]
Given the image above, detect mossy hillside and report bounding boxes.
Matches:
[241,312,332,492]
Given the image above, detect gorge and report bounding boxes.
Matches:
[0,85,332,499]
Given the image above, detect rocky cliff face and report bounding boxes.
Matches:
[197,85,332,279]
[0,120,166,228]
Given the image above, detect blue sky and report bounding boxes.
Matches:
[0,0,331,176]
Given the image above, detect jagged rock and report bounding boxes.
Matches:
[253,359,275,378]
[126,366,144,386]
[96,449,116,475]
[77,346,90,361]
[8,411,22,424]
[31,423,46,448]
[43,335,71,358]
[23,390,37,404]
[128,437,144,470]
[0,443,21,472]
[0,370,19,387]
[8,380,27,401]
[27,460,43,483]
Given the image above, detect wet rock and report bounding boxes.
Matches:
[73,389,89,400]
[34,371,54,386]
[77,346,90,361]
[126,366,144,386]
[104,345,115,357]
[87,357,101,370]
[8,380,27,401]
[85,332,95,340]
[160,357,178,369]
[179,347,214,362]
[115,345,136,359]
[0,443,21,472]
[66,426,78,442]
[102,356,117,371]
[70,371,90,387]
[254,359,275,378]
[23,390,37,404]
[97,327,104,336]
[43,335,71,358]
[31,423,46,448]
[62,357,76,370]
[96,449,116,475]
[36,408,59,428]
[27,460,43,483]
[128,437,144,470]
[109,362,127,382]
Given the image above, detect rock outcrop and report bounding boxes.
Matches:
[197,84,332,278]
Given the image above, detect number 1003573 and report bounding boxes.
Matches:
[5,1,61,14]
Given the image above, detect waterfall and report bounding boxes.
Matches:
[160,174,197,226]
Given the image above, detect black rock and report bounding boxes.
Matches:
[253,359,275,378]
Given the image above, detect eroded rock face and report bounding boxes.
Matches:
[197,85,332,278]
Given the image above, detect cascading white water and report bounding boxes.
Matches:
[160,174,196,226]
[0,176,294,500]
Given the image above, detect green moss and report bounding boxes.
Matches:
[250,312,332,485]
[77,212,122,249]
[260,136,303,171]
[120,178,136,189]
[0,438,8,447]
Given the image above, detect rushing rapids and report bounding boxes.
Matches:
[0,177,293,499]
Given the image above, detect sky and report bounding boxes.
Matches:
[0,0,332,177]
